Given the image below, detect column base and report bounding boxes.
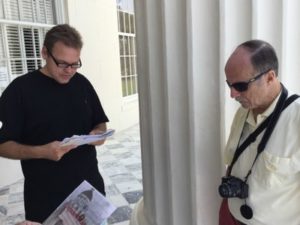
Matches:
[130,197,151,225]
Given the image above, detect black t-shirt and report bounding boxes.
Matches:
[0,70,109,222]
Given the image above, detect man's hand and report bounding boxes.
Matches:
[38,141,77,161]
[89,130,106,146]
[89,123,107,146]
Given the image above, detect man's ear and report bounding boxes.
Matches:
[41,46,48,59]
[266,70,276,84]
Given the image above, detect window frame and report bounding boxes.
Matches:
[117,1,138,99]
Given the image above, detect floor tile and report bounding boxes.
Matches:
[107,194,128,207]
[109,220,130,225]
[122,191,143,204]
[107,206,132,224]
[115,181,143,194]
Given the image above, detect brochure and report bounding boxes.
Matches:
[43,180,116,225]
[60,129,115,147]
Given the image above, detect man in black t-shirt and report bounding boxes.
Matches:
[0,24,109,224]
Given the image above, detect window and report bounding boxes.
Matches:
[117,0,138,97]
[0,0,64,93]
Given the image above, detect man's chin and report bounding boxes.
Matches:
[57,77,72,84]
[238,101,250,109]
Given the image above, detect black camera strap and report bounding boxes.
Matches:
[227,85,299,176]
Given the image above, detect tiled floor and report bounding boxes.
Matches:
[0,124,143,225]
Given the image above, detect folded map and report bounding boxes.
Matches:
[60,129,115,147]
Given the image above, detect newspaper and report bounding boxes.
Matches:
[43,180,116,225]
[60,129,115,147]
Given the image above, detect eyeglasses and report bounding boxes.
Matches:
[46,48,82,69]
[226,69,271,92]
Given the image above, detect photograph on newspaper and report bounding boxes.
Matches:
[43,180,116,225]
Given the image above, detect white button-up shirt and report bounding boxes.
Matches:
[224,93,300,225]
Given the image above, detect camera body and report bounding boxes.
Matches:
[218,176,249,199]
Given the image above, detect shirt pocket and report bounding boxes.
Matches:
[252,151,297,188]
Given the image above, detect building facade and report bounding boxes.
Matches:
[2,0,300,224]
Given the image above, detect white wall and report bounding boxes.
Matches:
[0,158,23,187]
[66,0,140,132]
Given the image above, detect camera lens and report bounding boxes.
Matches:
[218,183,231,198]
[218,176,249,199]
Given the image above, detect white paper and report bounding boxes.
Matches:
[60,129,115,147]
[43,180,116,225]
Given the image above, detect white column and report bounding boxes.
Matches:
[252,0,283,76]
[281,0,300,93]
[131,0,221,224]
[220,0,252,155]
[252,0,283,41]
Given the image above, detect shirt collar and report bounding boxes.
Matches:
[246,91,282,127]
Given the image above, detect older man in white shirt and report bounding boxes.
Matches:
[220,39,300,225]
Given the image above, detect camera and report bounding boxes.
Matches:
[218,176,249,199]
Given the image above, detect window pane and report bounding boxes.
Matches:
[23,27,42,71]
[0,1,4,19]
[34,29,41,57]
[124,36,129,55]
[119,36,125,55]
[130,56,136,75]
[125,12,130,33]
[0,26,5,58]
[45,0,55,24]
[125,56,130,75]
[4,0,20,20]
[22,0,34,22]
[27,60,36,71]
[127,77,133,95]
[128,37,132,55]
[0,61,9,93]
[23,28,41,58]
[130,37,136,55]
[23,28,34,57]
[132,76,137,94]
[117,10,121,31]
[117,0,134,13]
[121,77,128,96]
[124,77,130,96]
[120,57,125,76]
[119,11,125,33]
[128,57,133,75]
[7,26,21,58]
[1,0,54,24]
[10,60,23,76]
[130,14,135,34]
[26,59,41,72]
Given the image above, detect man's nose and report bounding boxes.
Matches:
[230,87,241,98]
[64,66,75,72]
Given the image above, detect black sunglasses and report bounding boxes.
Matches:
[226,69,271,92]
[46,47,82,69]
